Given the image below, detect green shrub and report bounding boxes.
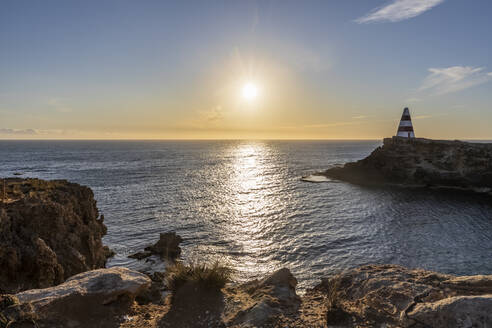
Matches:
[165,260,232,292]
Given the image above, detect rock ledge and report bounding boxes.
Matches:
[324,137,492,192]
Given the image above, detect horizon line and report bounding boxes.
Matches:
[0,137,491,142]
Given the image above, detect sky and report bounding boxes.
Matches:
[1,0,491,139]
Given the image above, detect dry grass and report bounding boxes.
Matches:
[165,260,232,292]
[326,277,341,308]
[0,314,14,328]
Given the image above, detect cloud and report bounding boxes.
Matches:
[202,106,224,122]
[419,66,492,95]
[0,128,38,135]
[405,97,422,103]
[352,115,367,119]
[303,121,363,129]
[412,115,433,120]
[356,0,445,23]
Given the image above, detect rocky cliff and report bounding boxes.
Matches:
[0,178,112,293]
[324,137,492,192]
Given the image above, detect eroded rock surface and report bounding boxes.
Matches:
[324,137,492,192]
[37,264,488,328]
[315,264,492,327]
[8,267,151,328]
[154,268,301,328]
[0,178,112,293]
[225,268,301,327]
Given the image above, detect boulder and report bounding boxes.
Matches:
[10,267,151,328]
[129,232,183,260]
[0,178,112,293]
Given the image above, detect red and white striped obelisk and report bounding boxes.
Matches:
[396,107,415,138]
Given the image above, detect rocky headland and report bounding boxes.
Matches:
[0,178,113,293]
[1,178,491,327]
[324,137,492,193]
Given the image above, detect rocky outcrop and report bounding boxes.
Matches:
[129,232,183,260]
[4,264,484,328]
[226,268,301,327]
[2,267,151,328]
[0,178,113,293]
[154,267,301,328]
[324,137,492,192]
[314,264,492,327]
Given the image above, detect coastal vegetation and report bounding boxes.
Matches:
[165,261,232,292]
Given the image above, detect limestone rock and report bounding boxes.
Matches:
[13,267,151,328]
[228,268,301,327]
[314,264,492,327]
[406,295,492,328]
[129,232,183,260]
[0,178,112,293]
[324,137,492,192]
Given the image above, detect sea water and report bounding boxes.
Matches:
[1,140,491,289]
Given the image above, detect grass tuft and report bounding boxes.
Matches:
[326,278,340,308]
[0,313,14,328]
[165,260,232,292]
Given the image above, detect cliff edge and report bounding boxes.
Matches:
[324,137,492,191]
[0,178,112,293]
[4,264,489,327]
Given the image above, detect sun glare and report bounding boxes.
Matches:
[241,82,259,101]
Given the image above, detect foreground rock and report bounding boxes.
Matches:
[0,178,113,293]
[129,232,183,261]
[3,267,151,328]
[226,268,301,327]
[4,264,487,328]
[121,268,303,328]
[123,265,492,327]
[315,264,492,327]
[324,137,492,192]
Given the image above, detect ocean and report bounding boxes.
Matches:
[1,140,491,290]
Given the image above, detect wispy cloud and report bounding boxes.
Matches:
[0,128,109,138]
[405,97,422,103]
[201,105,224,122]
[419,66,492,95]
[303,121,363,129]
[356,0,445,23]
[413,114,433,120]
[0,128,38,136]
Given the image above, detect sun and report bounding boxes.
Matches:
[241,82,259,101]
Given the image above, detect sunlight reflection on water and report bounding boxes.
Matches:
[223,142,285,279]
[1,140,491,290]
